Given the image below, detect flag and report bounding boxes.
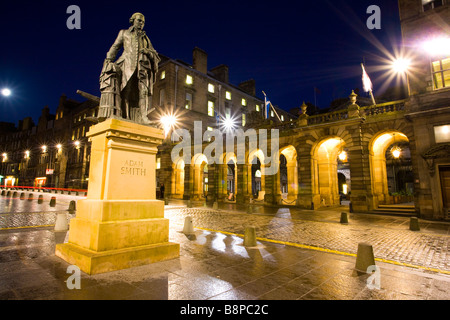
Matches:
[264,95,271,120]
[361,63,373,93]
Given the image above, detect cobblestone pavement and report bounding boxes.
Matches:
[0,192,76,230]
[0,194,449,301]
[164,203,450,274]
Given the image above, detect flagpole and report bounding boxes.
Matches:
[262,91,268,119]
[369,89,376,106]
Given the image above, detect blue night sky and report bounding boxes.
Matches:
[0,0,402,126]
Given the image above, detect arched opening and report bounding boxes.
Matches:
[248,149,265,200]
[370,131,413,206]
[277,145,298,204]
[252,158,262,198]
[312,137,348,207]
[220,153,237,201]
[227,161,236,194]
[192,154,208,200]
[280,154,288,194]
[171,158,185,199]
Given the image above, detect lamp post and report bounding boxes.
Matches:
[391,57,411,97]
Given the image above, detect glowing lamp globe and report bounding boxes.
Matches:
[1,88,11,97]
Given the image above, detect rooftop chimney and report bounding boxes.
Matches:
[210,64,229,84]
[193,47,208,74]
[238,79,256,96]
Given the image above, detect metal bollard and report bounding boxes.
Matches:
[38,195,44,204]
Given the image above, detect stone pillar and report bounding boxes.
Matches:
[236,163,250,203]
[207,163,219,202]
[55,119,180,275]
[297,147,316,209]
[347,124,376,212]
[183,163,192,200]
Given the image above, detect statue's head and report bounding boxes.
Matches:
[129,12,145,30]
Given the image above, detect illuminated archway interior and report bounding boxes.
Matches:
[370,131,410,205]
[171,158,185,198]
[277,145,298,203]
[313,138,347,207]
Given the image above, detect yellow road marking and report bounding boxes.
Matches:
[0,225,54,231]
[195,226,450,275]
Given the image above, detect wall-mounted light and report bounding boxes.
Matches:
[1,153,7,162]
[391,134,401,159]
[41,145,47,153]
[24,150,30,159]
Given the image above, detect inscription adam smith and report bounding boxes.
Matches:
[121,160,147,176]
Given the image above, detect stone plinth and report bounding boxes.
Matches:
[55,118,179,275]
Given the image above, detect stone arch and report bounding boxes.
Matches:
[311,136,348,207]
[276,145,298,204]
[191,153,208,200]
[171,158,185,199]
[219,152,237,200]
[248,149,266,199]
[368,130,410,205]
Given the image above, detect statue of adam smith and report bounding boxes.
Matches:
[104,12,160,124]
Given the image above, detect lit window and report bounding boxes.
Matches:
[241,99,247,106]
[281,115,284,121]
[255,105,260,112]
[156,158,161,169]
[208,101,215,117]
[431,57,450,90]
[271,110,274,118]
[422,0,443,11]
[207,127,213,131]
[186,75,193,85]
[242,114,246,126]
[160,70,166,80]
[208,84,215,93]
[226,91,231,100]
[434,125,450,143]
[185,92,192,109]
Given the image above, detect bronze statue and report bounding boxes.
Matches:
[98,12,160,124]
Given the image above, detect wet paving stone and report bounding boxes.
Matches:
[0,196,449,300]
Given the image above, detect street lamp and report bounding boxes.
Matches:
[392,58,411,74]
[24,150,30,159]
[41,145,47,153]
[1,88,11,97]
[160,114,178,138]
[1,153,7,162]
[422,36,450,57]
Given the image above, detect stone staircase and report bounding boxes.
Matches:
[370,204,417,217]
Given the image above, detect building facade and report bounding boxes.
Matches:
[1,1,449,221]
